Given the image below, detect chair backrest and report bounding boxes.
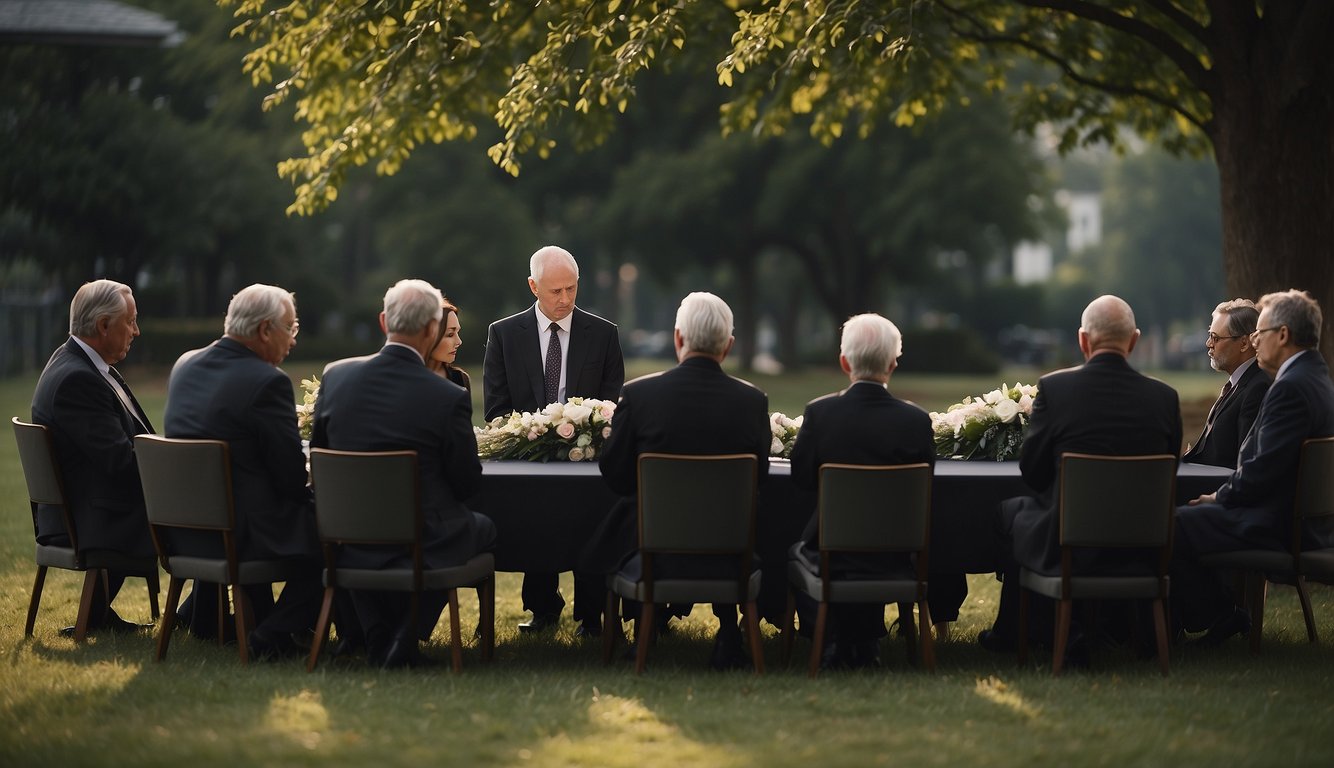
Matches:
[636,453,757,553]
[817,463,932,553]
[134,435,235,531]
[1295,436,1334,523]
[13,417,66,507]
[1058,452,1177,548]
[309,448,419,545]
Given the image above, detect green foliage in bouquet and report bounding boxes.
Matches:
[475,398,616,462]
[930,383,1038,461]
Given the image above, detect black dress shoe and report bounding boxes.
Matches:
[248,628,305,661]
[574,621,602,639]
[708,633,749,671]
[517,612,561,633]
[379,638,434,669]
[1188,608,1251,649]
[60,611,152,637]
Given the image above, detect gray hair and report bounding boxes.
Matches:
[69,279,132,337]
[529,245,579,283]
[224,284,295,337]
[840,313,902,378]
[1080,294,1137,345]
[383,279,444,334]
[1257,289,1322,348]
[674,292,733,357]
[1213,298,1260,338]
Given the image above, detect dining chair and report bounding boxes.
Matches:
[13,417,159,641]
[1018,452,1178,676]
[135,434,308,664]
[601,453,762,674]
[780,462,935,677]
[306,448,495,673]
[1199,436,1334,652]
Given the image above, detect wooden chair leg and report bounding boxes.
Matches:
[157,577,184,661]
[307,586,336,672]
[808,601,828,679]
[1151,597,1170,677]
[216,582,227,648]
[1295,576,1318,643]
[1018,588,1030,666]
[233,586,251,665]
[146,570,161,621]
[1052,598,1072,676]
[1245,572,1265,654]
[918,599,936,672]
[635,601,654,674]
[744,601,764,675]
[74,569,100,642]
[26,565,47,637]
[480,577,495,662]
[780,588,797,665]
[601,588,618,664]
[447,588,463,673]
[900,602,917,667]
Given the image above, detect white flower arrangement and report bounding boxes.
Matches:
[930,382,1038,461]
[296,375,320,441]
[475,397,617,462]
[769,411,803,458]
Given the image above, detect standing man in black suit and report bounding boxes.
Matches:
[788,313,936,669]
[591,291,771,669]
[164,283,322,657]
[483,245,625,637]
[314,279,497,668]
[1183,299,1269,468]
[31,279,155,634]
[980,295,1182,657]
[1175,289,1334,645]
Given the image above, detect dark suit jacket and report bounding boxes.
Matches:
[1205,351,1334,547]
[312,344,487,569]
[482,305,624,421]
[788,381,936,574]
[1006,352,1182,574]
[31,338,154,556]
[585,356,771,575]
[164,338,316,560]
[1182,359,1269,468]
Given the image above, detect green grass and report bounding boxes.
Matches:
[3,367,1332,767]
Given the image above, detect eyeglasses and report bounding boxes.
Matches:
[1206,331,1245,344]
[276,320,300,338]
[1249,326,1282,342]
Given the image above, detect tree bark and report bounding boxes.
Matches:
[1210,2,1334,376]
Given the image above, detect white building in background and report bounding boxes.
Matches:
[1011,189,1103,284]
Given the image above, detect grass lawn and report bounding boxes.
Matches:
[2,364,1332,767]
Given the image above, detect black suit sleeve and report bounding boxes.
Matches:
[1017,379,1055,493]
[482,321,513,422]
[1217,380,1307,508]
[598,329,626,401]
[598,389,639,497]
[441,391,483,500]
[253,371,312,505]
[52,368,139,480]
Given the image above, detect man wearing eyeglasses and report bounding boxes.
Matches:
[164,283,322,657]
[1183,299,1270,468]
[1175,289,1334,646]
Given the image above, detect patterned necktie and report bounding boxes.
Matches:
[543,322,562,406]
[108,366,152,434]
[1204,379,1235,430]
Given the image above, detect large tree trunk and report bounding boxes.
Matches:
[1211,2,1334,376]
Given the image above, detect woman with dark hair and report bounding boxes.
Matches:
[427,298,470,391]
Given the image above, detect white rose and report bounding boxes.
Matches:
[994,398,1021,423]
[602,426,612,439]
[567,447,585,462]
[563,403,592,425]
[556,422,576,439]
[576,432,592,447]
[771,437,784,455]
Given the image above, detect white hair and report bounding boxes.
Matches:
[840,313,902,377]
[674,292,733,356]
[69,279,131,337]
[383,279,444,334]
[224,284,295,337]
[529,245,579,283]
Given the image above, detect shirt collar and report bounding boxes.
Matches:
[1275,349,1309,382]
[384,340,425,363]
[1228,356,1257,386]
[534,304,572,334]
[70,335,110,374]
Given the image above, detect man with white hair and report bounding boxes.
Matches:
[313,279,496,668]
[980,295,1182,662]
[591,291,771,670]
[164,283,322,656]
[788,313,936,669]
[32,278,155,635]
[483,245,625,637]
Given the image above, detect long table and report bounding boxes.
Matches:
[470,459,1233,619]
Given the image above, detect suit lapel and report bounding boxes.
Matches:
[516,307,546,408]
[564,307,591,396]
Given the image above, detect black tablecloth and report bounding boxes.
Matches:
[469,459,1233,617]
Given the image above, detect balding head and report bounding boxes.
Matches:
[1078,295,1140,359]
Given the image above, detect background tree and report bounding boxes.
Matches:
[223,0,1334,370]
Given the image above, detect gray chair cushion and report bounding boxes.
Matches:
[787,557,922,603]
[1199,549,1294,573]
[35,544,79,570]
[1020,568,1166,600]
[609,570,761,604]
[324,553,495,592]
[166,555,304,585]
[1298,549,1334,581]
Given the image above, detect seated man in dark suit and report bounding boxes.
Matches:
[483,245,625,637]
[31,279,155,634]
[981,295,1182,659]
[313,278,497,668]
[788,313,936,669]
[1183,298,1269,468]
[164,283,323,657]
[588,291,771,670]
[1175,289,1334,645]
